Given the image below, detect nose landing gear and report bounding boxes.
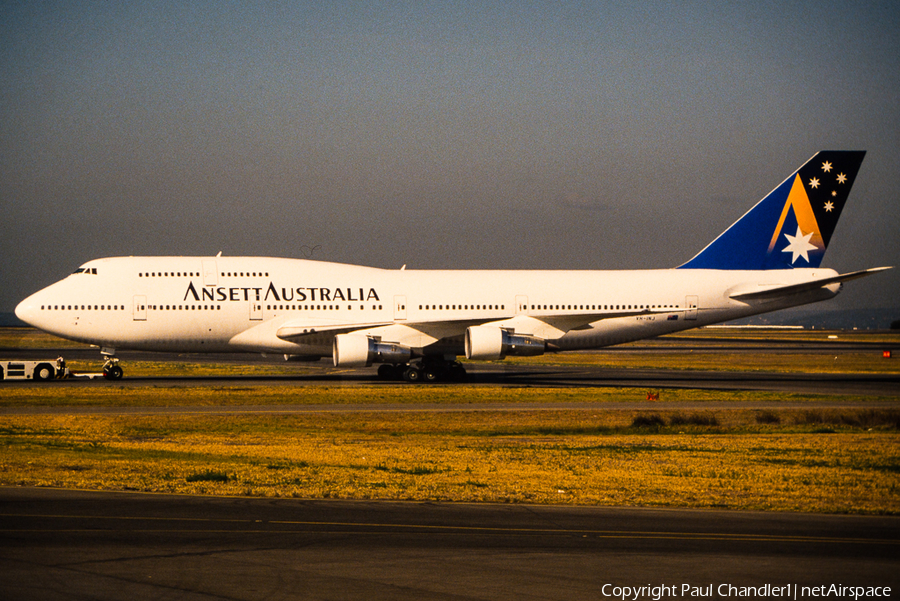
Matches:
[102,353,124,380]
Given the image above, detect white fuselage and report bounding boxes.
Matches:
[15,256,841,359]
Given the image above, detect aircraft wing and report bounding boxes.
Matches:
[729,267,892,302]
[276,321,394,341]
[275,305,688,349]
[485,307,689,340]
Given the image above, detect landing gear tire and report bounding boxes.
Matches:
[400,359,468,384]
[33,363,55,381]
[402,366,422,383]
[103,365,124,380]
[422,366,442,383]
[377,359,467,384]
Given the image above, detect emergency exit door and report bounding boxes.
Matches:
[250,301,263,321]
[133,295,147,321]
[685,295,699,320]
[516,295,528,314]
[394,296,407,321]
[202,260,218,287]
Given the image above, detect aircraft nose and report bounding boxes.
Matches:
[15,293,41,327]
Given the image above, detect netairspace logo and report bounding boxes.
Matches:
[600,583,892,600]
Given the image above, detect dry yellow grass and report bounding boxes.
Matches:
[1,410,896,514]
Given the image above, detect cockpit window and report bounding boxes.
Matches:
[72,267,97,275]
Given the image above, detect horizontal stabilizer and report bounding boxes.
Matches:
[729,267,892,302]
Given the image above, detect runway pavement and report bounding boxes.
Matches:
[1,487,897,601]
[2,345,899,396]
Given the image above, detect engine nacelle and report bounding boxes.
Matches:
[332,334,412,367]
[464,326,546,361]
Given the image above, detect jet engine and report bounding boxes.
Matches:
[332,334,412,367]
[464,326,546,361]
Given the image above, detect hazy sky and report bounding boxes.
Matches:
[2,1,898,315]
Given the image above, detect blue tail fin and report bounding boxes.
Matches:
[679,151,865,270]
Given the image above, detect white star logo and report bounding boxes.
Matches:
[782,226,818,264]
[824,201,835,212]
[836,172,847,184]
[822,161,832,172]
[809,177,820,189]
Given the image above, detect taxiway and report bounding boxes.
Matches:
[2,344,899,397]
[1,487,897,601]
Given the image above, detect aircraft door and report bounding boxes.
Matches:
[516,295,528,314]
[394,296,407,321]
[685,295,699,320]
[133,295,147,321]
[250,301,263,321]
[202,260,218,287]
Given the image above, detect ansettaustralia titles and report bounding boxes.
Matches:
[183,282,381,303]
[601,583,891,601]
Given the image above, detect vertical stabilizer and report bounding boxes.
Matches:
[679,151,865,270]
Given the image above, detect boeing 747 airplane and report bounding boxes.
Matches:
[15,151,890,382]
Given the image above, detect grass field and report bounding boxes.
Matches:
[1,327,898,513]
[1,408,897,513]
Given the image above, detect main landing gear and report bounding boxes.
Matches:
[377,358,467,383]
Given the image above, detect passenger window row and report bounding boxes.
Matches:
[137,271,270,278]
[146,305,221,310]
[526,304,680,310]
[267,304,384,311]
[418,304,504,310]
[41,305,124,311]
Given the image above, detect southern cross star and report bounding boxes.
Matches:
[782,226,818,264]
